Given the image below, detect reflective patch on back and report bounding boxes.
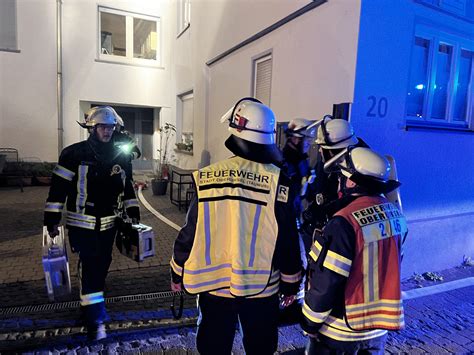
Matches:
[277,185,289,203]
[351,203,402,227]
[351,203,407,244]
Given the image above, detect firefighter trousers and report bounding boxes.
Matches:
[70,227,117,327]
[196,293,279,355]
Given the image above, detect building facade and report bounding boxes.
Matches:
[1,0,473,276]
[1,0,173,166]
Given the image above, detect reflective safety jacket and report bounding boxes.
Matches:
[302,195,407,341]
[44,137,140,238]
[171,156,303,298]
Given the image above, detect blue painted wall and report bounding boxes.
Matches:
[351,0,474,278]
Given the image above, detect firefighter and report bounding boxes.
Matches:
[44,106,140,341]
[301,115,362,241]
[170,97,303,355]
[282,118,317,224]
[279,118,317,325]
[301,146,407,354]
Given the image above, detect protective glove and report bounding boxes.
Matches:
[279,294,297,308]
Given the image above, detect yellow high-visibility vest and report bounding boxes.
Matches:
[183,156,281,297]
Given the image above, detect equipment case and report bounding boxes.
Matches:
[116,223,155,262]
[42,226,71,301]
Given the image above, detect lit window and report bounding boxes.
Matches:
[177,92,194,153]
[99,7,160,66]
[0,0,17,51]
[406,27,474,128]
[431,43,453,120]
[453,50,474,122]
[177,0,191,37]
[253,53,273,106]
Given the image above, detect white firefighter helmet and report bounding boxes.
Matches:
[340,147,390,181]
[220,97,276,145]
[324,146,400,194]
[79,106,118,128]
[286,118,317,138]
[315,115,358,149]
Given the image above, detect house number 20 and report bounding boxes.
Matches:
[367,96,388,118]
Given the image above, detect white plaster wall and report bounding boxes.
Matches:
[168,1,193,169]
[171,0,319,170]
[200,0,311,62]
[62,0,173,161]
[0,0,57,161]
[204,0,361,163]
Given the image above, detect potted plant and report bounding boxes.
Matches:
[32,162,55,185]
[152,122,176,195]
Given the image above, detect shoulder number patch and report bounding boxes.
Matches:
[277,185,289,203]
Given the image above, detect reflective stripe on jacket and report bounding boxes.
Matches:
[208,269,281,298]
[182,157,281,297]
[319,315,387,341]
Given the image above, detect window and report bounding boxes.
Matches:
[406,26,474,128]
[177,92,194,153]
[252,53,273,106]
[99,7,160,65]
[177,0,191,37]
[418,0,473,18]
[0,0,17,51]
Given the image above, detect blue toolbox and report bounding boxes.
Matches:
[42,226,71,301]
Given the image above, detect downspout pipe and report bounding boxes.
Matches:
[57,0,64,156]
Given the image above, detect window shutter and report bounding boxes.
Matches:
[255,55,272,106]
[0,0,17,50]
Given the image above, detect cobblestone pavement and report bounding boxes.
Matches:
[0,185,473,353]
